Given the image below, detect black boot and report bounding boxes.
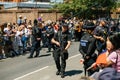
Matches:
[34,52,39,57]
[56,71,61,75]
[61,73,65,78]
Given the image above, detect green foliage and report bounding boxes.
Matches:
[117,2,120,8]
[53,0,118,19]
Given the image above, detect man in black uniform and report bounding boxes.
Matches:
[46,24,54,52]
[28,19,42,58]
[93,20,107,54]
[79,22,97,76]
[51,23,71,78]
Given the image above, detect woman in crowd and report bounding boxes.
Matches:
[106,32,120,72]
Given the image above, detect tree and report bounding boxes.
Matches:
[53,0,118,19]
[83,0,117,18]
[52,0,87,18]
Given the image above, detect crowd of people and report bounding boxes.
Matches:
[79,18,120,80]
[0,15,79,59]
[0,14,120,79]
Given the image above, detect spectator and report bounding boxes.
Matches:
[3,23,16,57]
[23,16,27,25]
[106,32,120,72]
[27,25,32,48]
[15,25,24,55]
[17,15,23,26]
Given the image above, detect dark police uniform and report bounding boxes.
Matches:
[46,25,54,52]
[93,25,107,54]
[79,24,97,76]
[28,19,42,58]
[52,24,71,78]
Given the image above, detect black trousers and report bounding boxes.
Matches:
[84,57,97,76]
[47,37,52,51]
[30,40,41,57]
[53,49,68,74]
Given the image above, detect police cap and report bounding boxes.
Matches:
[83,22,95,30]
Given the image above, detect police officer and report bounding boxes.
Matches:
[28,19,42,58]
[93,20,107,54]
[79,22,97,76]
[46,24,54,52]
[17,15,23,26]
[51,23,71,78]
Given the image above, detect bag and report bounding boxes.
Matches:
[98,67,120,80]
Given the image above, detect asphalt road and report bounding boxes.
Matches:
[0,41,84,80]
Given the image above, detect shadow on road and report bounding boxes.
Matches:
[39,53,51,57]
[0,60,4,62]
[65,70,83,76]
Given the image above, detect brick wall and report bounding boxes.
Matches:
[0,9,62,24]
[0,9,119,24]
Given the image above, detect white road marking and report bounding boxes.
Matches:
[14,66,49,80]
